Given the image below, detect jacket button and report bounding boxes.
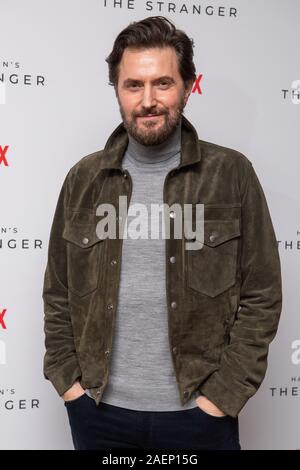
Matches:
[185,234,196,241]
[105,349,110,356]
[170,256,176,263]
[82,237,89,245]
[172,346,178,354]
[169,211,176,218]
[107,303,113,310]
[110,259,117,265]
[209,233,217,242]
[123,172,127,178]
[171,301,177,309]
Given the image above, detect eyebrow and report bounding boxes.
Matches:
[122,76,175,87]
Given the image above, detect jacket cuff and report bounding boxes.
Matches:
[199,372,249,417]
[44,357,82,397]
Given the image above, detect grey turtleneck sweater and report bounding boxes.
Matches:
[87,119,200,411]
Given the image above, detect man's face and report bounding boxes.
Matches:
[116,47,193,145]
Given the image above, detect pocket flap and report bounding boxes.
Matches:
[185,219,240,247]
[204,219,240,247]
[62,222,105,248]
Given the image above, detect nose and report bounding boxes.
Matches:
[141,84,157,109]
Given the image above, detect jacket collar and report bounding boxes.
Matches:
[98,114,202,171]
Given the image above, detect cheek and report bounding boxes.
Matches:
[128,99,143,117]
[158,91,183,110]
[118,93,137,114]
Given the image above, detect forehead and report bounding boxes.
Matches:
[118,47,180,80]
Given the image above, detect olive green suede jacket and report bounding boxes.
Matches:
[42,115,282,417]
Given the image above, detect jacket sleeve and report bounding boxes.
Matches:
[200,160,282,417]
[42,170,82,397]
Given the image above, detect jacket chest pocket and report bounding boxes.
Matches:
[62,221,105,297]
[186,219,240,298]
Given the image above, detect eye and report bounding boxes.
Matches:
[128,83,142,90]
[158,80,171,89]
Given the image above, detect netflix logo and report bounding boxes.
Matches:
[0,145,9,167]
[192,74,203,95]
[0,308,7,330]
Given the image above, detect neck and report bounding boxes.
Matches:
[126,118,182,164]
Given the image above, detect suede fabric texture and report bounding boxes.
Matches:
[42,115,282,417]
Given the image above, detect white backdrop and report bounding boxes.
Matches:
[0,0,299,450]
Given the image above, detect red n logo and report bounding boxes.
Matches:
[192,74,203,95]
[0,145,9,166]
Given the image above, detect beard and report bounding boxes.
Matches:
[117,93,185,146]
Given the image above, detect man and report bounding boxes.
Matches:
[42,16,282,450]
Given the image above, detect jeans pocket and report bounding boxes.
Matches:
[64,392,88,407]
[193,404,229,421]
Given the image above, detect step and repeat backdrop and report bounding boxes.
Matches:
[0,0,299,449]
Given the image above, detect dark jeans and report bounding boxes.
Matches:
[65,393,241,450]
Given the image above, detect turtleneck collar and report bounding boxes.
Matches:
[126,117,182,164]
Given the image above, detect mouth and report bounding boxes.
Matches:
[138,114,163,119]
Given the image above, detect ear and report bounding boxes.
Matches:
[183,79,194,106]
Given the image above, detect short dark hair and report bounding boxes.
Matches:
[106,16,196,89]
